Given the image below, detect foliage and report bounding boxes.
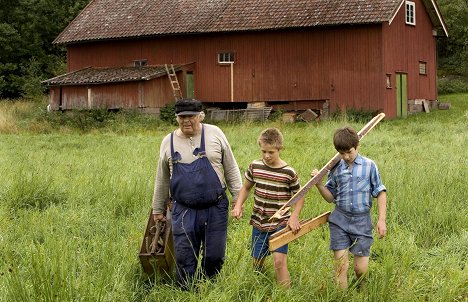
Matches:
[0,96,167,134]
[267,109,284,121]
[437,0,468,77]
[330,108,380,123]
[159,101,177,125]
[438,75,468,94]
[0,94,466,301]
[0,0,89,98]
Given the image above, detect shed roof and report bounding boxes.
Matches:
[54,0,447,44]
[42,66,170,85]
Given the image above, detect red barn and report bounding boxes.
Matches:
[44,0,448,118]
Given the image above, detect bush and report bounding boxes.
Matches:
[331,107,380,123]
[42,108,113,132]
[438,76,468,94]
[159,102,177,124]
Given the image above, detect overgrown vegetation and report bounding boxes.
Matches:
[0,97,165,134]
[437,0,468,77]
[437,75,468,94]
[436,0,468,93]
[330,108,380,123]
[0,94,466,301]
[159,101,177,125]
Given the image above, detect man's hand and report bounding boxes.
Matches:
[153,213,166,224]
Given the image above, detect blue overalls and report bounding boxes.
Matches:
[170,125,229,286]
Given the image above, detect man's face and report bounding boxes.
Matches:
[177,114,201,136]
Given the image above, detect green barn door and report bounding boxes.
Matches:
[396,73,407,118]
[186,72,194,99]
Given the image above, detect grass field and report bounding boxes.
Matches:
[0,94,467,301]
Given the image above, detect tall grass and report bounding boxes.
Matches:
[0,94,467,301]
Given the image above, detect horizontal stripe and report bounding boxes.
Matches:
[246,159,300,229]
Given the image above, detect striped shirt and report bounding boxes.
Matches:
[325,154,386,213]
[246,159,301,231]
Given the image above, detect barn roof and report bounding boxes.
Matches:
[42,66,171,85]
[54,0,447,44]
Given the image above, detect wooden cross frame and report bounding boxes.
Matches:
[270,113,386,221]
[269,211,330,251]
[268,113,386,250]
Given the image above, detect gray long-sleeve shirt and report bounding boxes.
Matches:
[152,123,242,214]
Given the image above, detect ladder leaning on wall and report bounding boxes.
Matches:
[165,64,183,101]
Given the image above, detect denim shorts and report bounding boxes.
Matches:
[328,207,374,257]
[251,226,288,259]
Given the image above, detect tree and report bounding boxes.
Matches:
[437,0,468,77]
[0,0,88,99]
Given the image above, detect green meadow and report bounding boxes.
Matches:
[0,94,467,301]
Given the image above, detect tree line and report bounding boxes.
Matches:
[0,0,89,99]
[0,0,466,99]
[437,0,468,74]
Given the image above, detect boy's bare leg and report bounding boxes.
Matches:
[272,252,290,288]
[354,255,369,288]
[333,249,349,289]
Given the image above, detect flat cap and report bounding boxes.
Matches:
[174,99,203,116]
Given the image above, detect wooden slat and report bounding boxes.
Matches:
[269,211,331,251]
[270,112,385,221]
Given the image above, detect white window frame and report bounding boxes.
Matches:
[419,61,427,75]
[405,1,416,25]
[386,74,392,89]
[218,52,235,64]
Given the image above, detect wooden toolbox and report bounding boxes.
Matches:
[138,209,175,276]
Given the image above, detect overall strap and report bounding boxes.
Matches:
[193,124,206,157]
[170,132,181,163]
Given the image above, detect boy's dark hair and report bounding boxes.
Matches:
[258,128,284,149]
[333,126,359,152]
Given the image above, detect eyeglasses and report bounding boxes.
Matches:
[177,115,198,120]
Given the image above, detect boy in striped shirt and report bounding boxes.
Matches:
[231,128,305,288]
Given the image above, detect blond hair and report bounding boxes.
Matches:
[258,128,284,149]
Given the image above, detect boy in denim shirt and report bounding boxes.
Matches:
[312,126,387,289]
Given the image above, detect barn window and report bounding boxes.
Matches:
[134,59,147,67]
[386,74,392,89]
[405,1,416,25]
[218,52,235,64]
[419,61,427,75]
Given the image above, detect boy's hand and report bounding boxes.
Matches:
[287,215,301,235]
[231,204,243,220]
[311,169,323,181]
[376,219,387,239]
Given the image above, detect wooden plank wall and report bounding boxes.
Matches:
[382,0,438,117]
[66,26,382,111]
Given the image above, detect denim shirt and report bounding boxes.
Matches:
[325,154,386,213]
